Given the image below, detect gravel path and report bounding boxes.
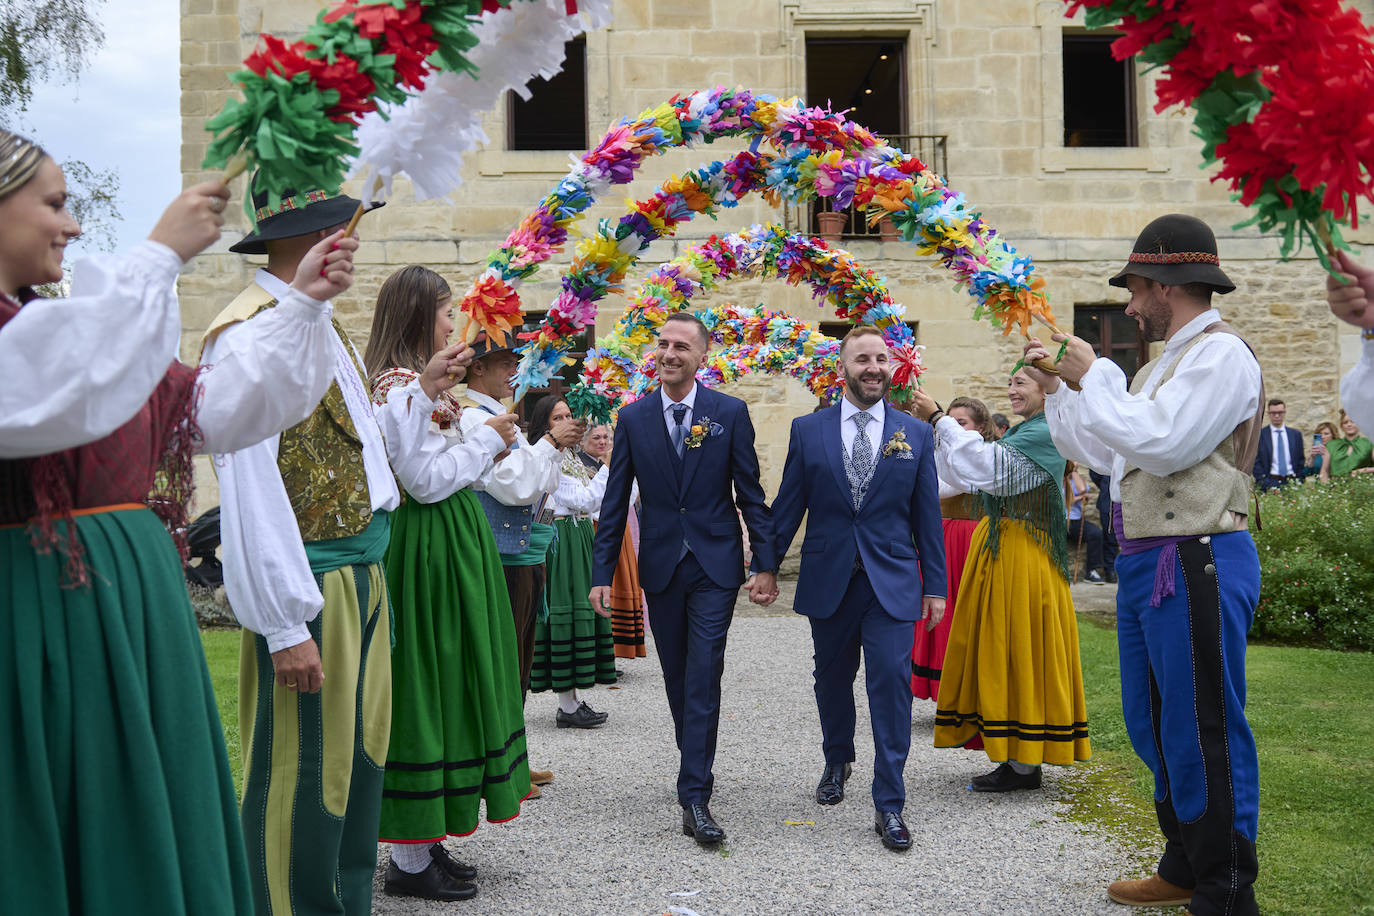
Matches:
[373,593,1153,915]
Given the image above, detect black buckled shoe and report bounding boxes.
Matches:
[815,763,852,805]
[429,842,477,881]
[874,810,912,851]
[969,762,1042,792]
[556,701,608,729]
[384,860,477,901]
[681,803,725,846]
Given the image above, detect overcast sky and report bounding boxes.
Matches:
[14,0,180,258]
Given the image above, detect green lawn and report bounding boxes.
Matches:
[200,621,1373,914]
[1074,615,1374,916]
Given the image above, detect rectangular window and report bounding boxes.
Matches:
[1074,304,1147,383]
[1062,34,1137,148]
[508,37,587,151]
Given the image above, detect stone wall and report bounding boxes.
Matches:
[181,0,1370,510]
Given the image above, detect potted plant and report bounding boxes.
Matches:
[816,209,847,241]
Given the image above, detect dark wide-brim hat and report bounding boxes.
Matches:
[468,329,518,361]
[229,176,384,255]
[1109,213,1235,294]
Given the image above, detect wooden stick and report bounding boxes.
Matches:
[1026,310,1082,390]
[343,175,384,239]
[220,150,251,185]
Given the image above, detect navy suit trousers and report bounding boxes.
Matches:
[644,552,737,807]
[808,569,916,812]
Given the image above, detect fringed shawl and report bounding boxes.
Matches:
[977,411,1070,581]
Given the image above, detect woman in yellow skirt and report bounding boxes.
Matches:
[914,369,1090,791]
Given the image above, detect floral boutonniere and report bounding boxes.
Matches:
[882,429,914,459]
[684,416,723,449]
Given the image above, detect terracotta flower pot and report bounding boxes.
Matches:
[878,215,901,241]
[816,210,847,241]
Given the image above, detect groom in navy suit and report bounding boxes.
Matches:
[769,326,945,851]
[589,313,777,846]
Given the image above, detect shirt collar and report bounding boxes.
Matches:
[661,383,698,415]
[254,267,291,301]
[840,396,885,427]
[466,389,504,414]
[1163,308,1223,355]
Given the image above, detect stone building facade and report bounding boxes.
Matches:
[180,0,1372,506]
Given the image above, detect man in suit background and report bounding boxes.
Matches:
[1253,398,1305,490]
[769,326,946,852]
[589,313,776,846]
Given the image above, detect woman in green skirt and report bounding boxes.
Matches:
[526,396,618,728]
[364,266,529,902]
[0,129,357,914]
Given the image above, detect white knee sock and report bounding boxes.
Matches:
[391,842,433,874]
[557,690,580,714]
[1008,760,1040,775]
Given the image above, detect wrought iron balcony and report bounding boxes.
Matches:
[806,134,948,241]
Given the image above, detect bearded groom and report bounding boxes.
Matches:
[769,326,945,851]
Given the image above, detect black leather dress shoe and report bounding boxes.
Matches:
[429,842,477,881]
[556,701,608,729]
[970,762,1042,792]
[874,810,912,851]
[384,860,477,901]
[815,763,852,805]
[681,803,725,845]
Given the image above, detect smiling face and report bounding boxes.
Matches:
[583,424,612,459]
[468,350,520,400]
[840,332,892,408]
[656,318,707,389]
[1007,368,1046,418]
[0,157,81,297]
[549,400,572,426]
[431,294,453,354]
[1342,414,1360,439]
[1123,275,1172,343]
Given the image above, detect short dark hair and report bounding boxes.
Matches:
[663,312,709,348]
[992,413,1010,430]
[839,325,885,355]
[1268,398,1285,408]
[1178,282,1216,302]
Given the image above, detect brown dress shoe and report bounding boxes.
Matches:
[525,783,542,799]
[1106,873,1193,907]
[529,768,554,785]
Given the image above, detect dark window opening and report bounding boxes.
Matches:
[1074,304,1147,383]
[1062,34,1137,148]
[508,37,587,151]
[806,37,907,138]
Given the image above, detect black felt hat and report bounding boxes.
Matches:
[229,175,384,255]
[468,329,518,361]
[1109,214,1235,294]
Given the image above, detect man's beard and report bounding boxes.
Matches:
[1139,299,1170,342]
[844,369,890,407]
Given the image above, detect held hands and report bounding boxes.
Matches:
[270,637,324,693]
[147,181,231,263]
[747,571,779,606]
[1327,250,1374,331]
[921,596,946,632]
[418,341,474,400]
[291,230,359,302]
[588,585,613,618]
[483,412,520,447]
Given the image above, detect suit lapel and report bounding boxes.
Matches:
[858,404,899,516]
[678,387,712,496]
[822,406,854,514]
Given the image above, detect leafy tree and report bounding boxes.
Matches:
[0,0,106,117]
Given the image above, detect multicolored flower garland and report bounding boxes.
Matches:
[1066,0,1374,265]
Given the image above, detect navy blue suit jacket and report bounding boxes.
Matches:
[1253,425,1305,479]
[592,386,776,593]
[771,402,945,621]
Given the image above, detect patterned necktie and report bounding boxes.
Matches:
[845,411,875,510]
[671,404,688,458]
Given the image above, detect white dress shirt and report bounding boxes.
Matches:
[207,269,403,654]
[456,389,562,507]
[839,397,884,463]
[1341,335,1374,432]
[374,376,506,504]
[660,383,698,439]
[1,242,338,458]
[1267,424,1291,476]
[1042,308,1262,502]
[551,456,610,518]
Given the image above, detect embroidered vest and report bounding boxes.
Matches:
[459,396,535,555]
[1117,321,1265,539]
[202,286,374,541]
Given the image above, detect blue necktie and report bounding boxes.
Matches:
[671,404,688,458]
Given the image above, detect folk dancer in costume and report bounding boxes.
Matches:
[201,180,403,916]
[527,397,617,725]
[910,397,994,707]
[589,313,777,846]
[1325,250,1374,431]
[582,423,647,660]
[362,266,527,902]
[1025,214,1264,916]
[769,327,946,852]
[914,369,1092,791]
[0,131,353,914]
[456,334,586,791]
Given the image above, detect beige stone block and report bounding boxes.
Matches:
[947,28,991,57]
[182,13,239,41]
[182,63,237,92]
[387,241,460,265]
[653,3,712,28]
[690,29,759,58]
[618,55,665,87]
[998,149,1035,177]
[612,0,651,30]
[990,27,1037,53]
